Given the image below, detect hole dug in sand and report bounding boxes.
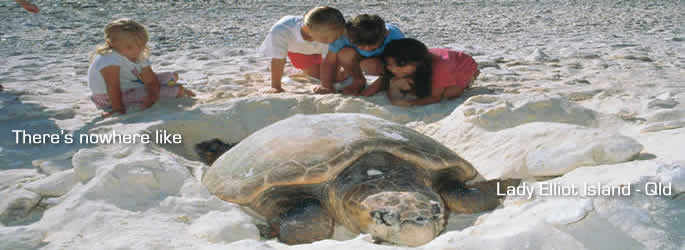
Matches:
[146,119,246,164]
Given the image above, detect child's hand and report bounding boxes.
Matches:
[360,87,376,97]
[142,94,158,109]
[176,86,195,97]
[312,85,334,94]
[360,77,383,97]
[391,99,412,107]
[103,108,126,117]
[261,87,285,94]
[390,77,414,91]
[342,79,365,96]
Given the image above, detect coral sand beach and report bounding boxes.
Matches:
[1,0,684,249]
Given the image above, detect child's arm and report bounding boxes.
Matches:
[360,77,383,96]
[139,66,161,109]
[101,66,126,115]
[386,79,413,107]
[315,51,337,94]
[408,88,444,106]
[264,58,286,93]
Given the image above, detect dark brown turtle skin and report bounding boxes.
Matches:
[194,138,237,165]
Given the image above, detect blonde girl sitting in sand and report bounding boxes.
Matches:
[258,6,346,94]
[88,18,194,116]
[363,38,479,107]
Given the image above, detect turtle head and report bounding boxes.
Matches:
[360,191,446,246]
[194,138,237,166]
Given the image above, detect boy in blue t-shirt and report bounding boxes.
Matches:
[316,14,404,95]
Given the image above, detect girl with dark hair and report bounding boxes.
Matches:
[361,38,479,107]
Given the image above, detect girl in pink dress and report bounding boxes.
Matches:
[362,38,479,107]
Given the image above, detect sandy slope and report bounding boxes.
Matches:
[1,0,684,249]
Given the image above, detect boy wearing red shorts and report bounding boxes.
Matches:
[258,6,345,94]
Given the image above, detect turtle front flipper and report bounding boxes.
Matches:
[276,199,334,245]
[440,179,521,213]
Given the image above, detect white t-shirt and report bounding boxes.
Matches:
[87,51,151,95]
[258,16,329,59]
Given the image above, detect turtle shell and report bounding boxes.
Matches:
[202,113,480,205]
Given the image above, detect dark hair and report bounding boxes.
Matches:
[381,38,433,98]
[304,6,345,30]
[346,14,386,46]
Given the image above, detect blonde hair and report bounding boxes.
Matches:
[303,6,345,31]
[91,18,150,63]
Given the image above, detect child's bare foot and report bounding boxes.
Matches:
[342,79,365,96]
[18,2,40,13]
[261,87,285,94]
[177,86,195,97]
[313,85,334,94]
[467,70,480,88]
[103,109,126,117]
[391,99,412,107]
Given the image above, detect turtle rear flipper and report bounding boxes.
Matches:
[440,179,521,213]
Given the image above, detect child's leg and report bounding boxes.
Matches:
[92,84,192,110]
[301,64,321,79]
[90,88,146,109]
[337,47,365,95]
[156,72,180,86]
[468,69,480,88]
[303,64,347,82]
[121,88,150,104]
[90,93,113,109]
[288,53,323,78]
[445,68,479,100]
[173,85,195,97]
[155,71,194,97]
[335,67,347,82]
[443,86,466,100]
[359,57,384,75]
[120,86,184,104]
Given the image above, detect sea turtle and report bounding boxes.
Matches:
[201,113,518,246]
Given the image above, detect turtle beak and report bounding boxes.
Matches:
[367,208,443,246]
[361,192,445,246]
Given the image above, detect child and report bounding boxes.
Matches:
[88,18,194,116]
[364,38,479,107]
[1,0,38,91]
[15,0,39,13]
[317,14,404,95]
[258,6,346,94]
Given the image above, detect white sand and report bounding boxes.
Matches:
[1,0,684,249]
